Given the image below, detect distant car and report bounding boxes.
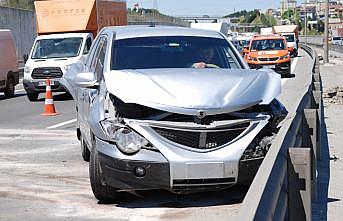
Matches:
[64,26,286,202]
[332,36,342,45]
[230,40,243,55]
[244,35,291,76]
[0,30,19,98]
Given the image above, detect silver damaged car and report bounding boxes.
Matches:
[63,26,287,202]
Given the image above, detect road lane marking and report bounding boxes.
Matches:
[282,57,300,86]
[291,57,299,73]
[46,119,77,129]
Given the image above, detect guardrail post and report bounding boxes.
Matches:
[312,82,321,91]
[288,148,312,221]
[313,73,321,83]
[303,109,318,201]
[312,90,322,161]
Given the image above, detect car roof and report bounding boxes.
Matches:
[252,35,285,40]
[102,25,225,40]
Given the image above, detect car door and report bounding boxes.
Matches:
[82,35,108,148]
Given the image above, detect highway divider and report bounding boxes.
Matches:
[236,44,323,221]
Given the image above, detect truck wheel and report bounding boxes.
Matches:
[89,140,121,203]
[4,77,15,98]
[80,135,90,162]
[27,92,39,102]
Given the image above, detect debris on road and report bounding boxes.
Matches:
[323,87,343,105]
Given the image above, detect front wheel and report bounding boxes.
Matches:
[80,135,90,162]
[89,139,122,203]
[27,92,39,102]
[4,77,15,98]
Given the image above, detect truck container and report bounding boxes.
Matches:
[24,0,127,101]
[35,0,127,36]
[260,27,273,35]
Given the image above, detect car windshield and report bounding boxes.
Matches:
[250,39,286,51]
[111,36,241,70]
[31,37,83,59]
[333,37,341,41]
[283,34,295,42]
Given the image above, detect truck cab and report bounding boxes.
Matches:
[23,33,93,101]
[23,0,127,101]
[281,32,298,57]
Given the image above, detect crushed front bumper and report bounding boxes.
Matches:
[96,137,236,193]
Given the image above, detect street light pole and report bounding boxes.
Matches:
[305,5,307,44]
[323,0,329,63]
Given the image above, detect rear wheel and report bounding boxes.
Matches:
[4,77,15,98]
[89,137,122,203]
[27,92,39,102]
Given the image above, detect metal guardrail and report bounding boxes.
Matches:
[128,13,190,27]
[299,35,343,54]
[237,44,323,221]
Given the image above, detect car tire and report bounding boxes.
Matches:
[89,138,121,203]
[4,77,15,98]
[80,136,90,162]
[27,92,39,102]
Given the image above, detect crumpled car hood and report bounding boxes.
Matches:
[104,68,281,115]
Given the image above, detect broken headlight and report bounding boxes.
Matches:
[101,120,150,154]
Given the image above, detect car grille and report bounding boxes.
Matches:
[258,57,279,62]
[152,122,250,150]
[173,178,235,186]
[31,67,63,79]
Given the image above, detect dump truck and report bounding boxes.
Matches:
[23,0,127,101]
[273,25,299,57]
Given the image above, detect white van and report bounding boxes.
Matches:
[23,33,93,101]
[0,30,19,98]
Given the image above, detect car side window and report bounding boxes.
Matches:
[94,39,107,81]
[90,36,106,73]
[83,37,93,55]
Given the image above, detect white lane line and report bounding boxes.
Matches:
[282,57,300,86]
[291,57,299,73]
[46,119,77,129]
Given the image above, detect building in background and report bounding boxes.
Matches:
[280,0,297,14]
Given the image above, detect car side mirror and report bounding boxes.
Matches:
[74,72,98,89]
[23,54,28,63]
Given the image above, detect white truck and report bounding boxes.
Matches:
[273,25,299,57]
[23,0,127,101]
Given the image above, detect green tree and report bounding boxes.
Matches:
[2,0,34,10]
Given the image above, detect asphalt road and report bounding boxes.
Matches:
[0,51,311,221]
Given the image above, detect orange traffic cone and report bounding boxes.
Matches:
[41,79,59,116]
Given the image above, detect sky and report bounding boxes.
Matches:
[126,0,283,16]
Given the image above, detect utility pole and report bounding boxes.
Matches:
[323,0,329,63]
[305,4,307,44]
